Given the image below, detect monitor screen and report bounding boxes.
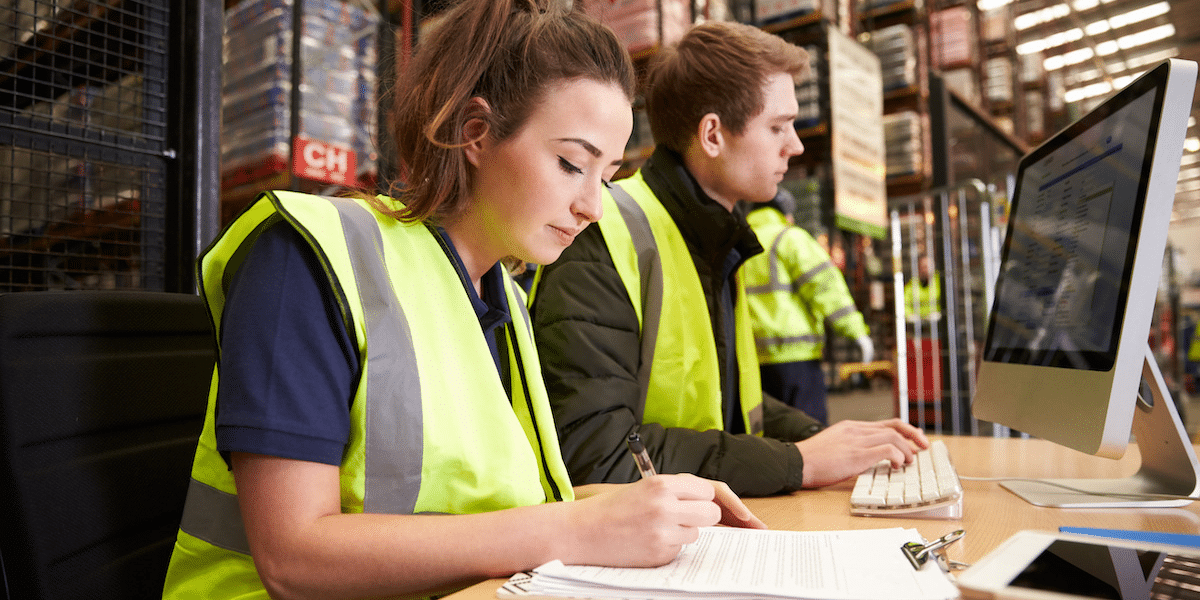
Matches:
[972,60,1198,501]
[983,74,1162,372]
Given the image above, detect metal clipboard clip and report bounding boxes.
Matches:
[902,529,966,572]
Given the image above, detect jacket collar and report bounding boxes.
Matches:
[639,146,764,269]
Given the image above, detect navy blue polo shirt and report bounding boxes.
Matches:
[214,221,512,467]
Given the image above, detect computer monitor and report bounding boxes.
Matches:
[973,58,1200,508]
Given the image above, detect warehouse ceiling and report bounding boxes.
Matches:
[1005,0,1200,221]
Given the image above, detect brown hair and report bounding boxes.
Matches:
[375,0,636,224]
[645,21,809,154]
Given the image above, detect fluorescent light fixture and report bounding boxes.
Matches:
[1187,137,1200,153]
[1109,2,1170,29]
[1073,0,1099,10]
[1015,4,1071,31]
[1085,21,1110,35]
[1064,81,1113,102]
[977,0,1012,10]
[1017,27,1083,55]
[1179,167,1200,182]
[1118,24,1175,50]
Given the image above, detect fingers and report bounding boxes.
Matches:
[634,475,721,528]
[708,480,767,530]
[881,417,931,449]
[796,419,935,487]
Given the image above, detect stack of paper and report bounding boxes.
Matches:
[499,527,958,600]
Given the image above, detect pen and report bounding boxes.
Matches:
[626,432,657,479]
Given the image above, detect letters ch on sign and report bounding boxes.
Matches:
[293,136,358,186]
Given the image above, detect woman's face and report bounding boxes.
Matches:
[456,78,633,277]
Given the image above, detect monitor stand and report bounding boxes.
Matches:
[1001,346,1200,508]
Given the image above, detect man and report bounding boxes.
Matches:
[904,254,942,322]
[743,188,874,425]
[529,21,926,498]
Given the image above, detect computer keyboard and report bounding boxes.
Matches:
[850,440,963,518]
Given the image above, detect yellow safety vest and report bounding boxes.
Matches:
[904,273,943,320]
[579,171,763,434]
[163,192,572,599]
[742,208,868,365]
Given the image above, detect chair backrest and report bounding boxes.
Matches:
[0,291,214,600]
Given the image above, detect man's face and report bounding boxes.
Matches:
[710,72,804,208]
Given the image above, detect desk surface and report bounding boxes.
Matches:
[443,435,1200,599]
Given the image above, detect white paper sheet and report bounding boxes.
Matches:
[499,527,959,600]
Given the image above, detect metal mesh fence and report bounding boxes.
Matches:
[1,0,169,291]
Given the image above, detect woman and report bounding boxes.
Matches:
[162,1,764,599]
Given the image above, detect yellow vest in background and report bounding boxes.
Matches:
[742,208,868,365]
[904,273,943,320]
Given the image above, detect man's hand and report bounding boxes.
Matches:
[856,336,875,364]
[793,419,929,488]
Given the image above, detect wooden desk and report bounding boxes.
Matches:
[443,436,1200,599]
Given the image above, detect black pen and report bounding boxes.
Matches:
[626,432,657,479]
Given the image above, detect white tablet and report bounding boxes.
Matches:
[955,530,1200,600]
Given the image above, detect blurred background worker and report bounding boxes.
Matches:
[903,254,942,323]
[743,188,873,425]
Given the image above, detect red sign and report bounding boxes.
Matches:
[293,136,357,186]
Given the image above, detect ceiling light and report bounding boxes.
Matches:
[977,0,1011,10]
[1064,81,1113,102]
[1015,4,1071,31]
[1187,138,1200,153]
[1117,24,1175,51]
[1109,2,1170,29]
[1017,28,1083,55]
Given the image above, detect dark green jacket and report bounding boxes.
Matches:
[530,147,823,497]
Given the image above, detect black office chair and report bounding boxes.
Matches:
[0,291,214,600]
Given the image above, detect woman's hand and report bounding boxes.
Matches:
[560,474,765,567]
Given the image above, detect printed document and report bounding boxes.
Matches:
[498,526,958,599]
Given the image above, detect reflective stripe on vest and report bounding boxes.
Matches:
[743,214,867,363]
[743,226,826,359]
[596,173,763,435]
[174,192,570,558]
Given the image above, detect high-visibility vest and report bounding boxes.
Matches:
[163,192,572,599]
[562,171,763,434]
[1188,326,1200,362]
[743,207,868,364]
[904,274,943,319]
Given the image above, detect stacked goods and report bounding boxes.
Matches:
[221,0,378,193]
[579,0,691,55]
[795,45,822,128]
[984,56,1013,105]
[754,0,819,26]
[863,24,917,92]
[930,5,975,69]
[883,111,923,179]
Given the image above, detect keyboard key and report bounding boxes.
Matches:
[849,440,963,517]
